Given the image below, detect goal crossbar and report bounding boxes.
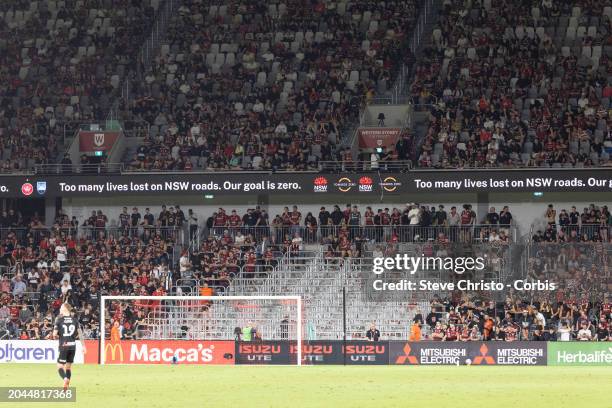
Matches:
[100,295,302,365]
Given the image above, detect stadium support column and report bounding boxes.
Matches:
[342,287,346,366]
[476,192,489,221]
[257,193,269,208]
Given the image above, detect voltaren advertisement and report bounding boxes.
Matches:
[0,341,86,364]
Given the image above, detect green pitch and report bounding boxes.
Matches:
[1,365,610,408]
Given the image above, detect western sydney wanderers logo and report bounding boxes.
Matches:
[21,183,33,196]
[94,133,105,147]
[395,344,419,365]
[472,344,495,365]
[313,176,328,192]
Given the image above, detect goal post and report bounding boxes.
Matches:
[99,295,303,365]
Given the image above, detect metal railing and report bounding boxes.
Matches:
[0,225,188,246]
[203,224,518,245]
[34,163,125,175]
[319,160,412,172]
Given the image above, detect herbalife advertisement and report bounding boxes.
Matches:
[548,343,612,366]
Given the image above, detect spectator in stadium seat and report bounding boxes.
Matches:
[11,275,26,297]
[577,324,593,341]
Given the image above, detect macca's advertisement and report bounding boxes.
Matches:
[102,340,235,365]
[4,168,612,198]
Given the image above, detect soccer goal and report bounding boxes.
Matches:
[99,295,303,365]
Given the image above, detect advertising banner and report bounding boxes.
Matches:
[548,342,612,366]
[342,341,389,365]
[357,128,402,148]
[236,341,388,365]
[390,341,469,365]
[78,131,120,152]
[235,341,292,365]
[390,341,546,365]
[3,168,612,198]
[0,341,86,364]
[471,342,547,366]
[289,341,343,365]
[102,340,235,365]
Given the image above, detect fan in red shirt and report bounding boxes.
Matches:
[214,209,228,228]
[432,323,445,341]
[290,206,302,225]
[244,250,257,275]
[445,324,458,341]
[228,210,241,228]
[364,207,374,225]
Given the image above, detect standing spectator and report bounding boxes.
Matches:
[319,207,331,238]
[179,250,192,279]
[131,207,141,236]
[558,323,572,341]
[188,209,198,241]
[485,207,499,225]
[175,206,185,228]
[143,208,154,226]
[366,324,380,341]
[119,207,130,232]
[546,204,556,227]
[55,241,67,267]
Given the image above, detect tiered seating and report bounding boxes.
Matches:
[412,0,612,168]
[0,0,156,171]
[126,0,418,171]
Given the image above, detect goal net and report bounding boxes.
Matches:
[100,296,303,365]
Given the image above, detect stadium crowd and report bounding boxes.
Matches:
[0,206,176,340]
[123,0,418,171]
[531,203,612,242]
[412,0,612,168]
[0,0,156,172]
[415,292,611,341]
[0,199,610,341]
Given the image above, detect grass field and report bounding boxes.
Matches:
[0,365,610,408]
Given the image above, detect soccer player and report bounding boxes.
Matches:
[53,303,86,390]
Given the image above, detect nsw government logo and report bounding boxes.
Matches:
[36,181,47,195]
[358,176,373,192]
[313,176,328,193]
